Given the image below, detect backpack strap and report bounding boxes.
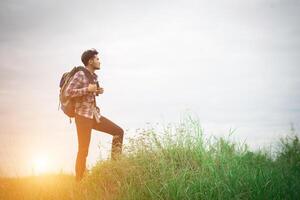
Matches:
[76,66,96,84]
[78,66,98,107]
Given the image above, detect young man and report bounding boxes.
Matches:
[65,48,124,182]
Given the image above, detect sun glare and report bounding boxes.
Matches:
[33,156,50,175]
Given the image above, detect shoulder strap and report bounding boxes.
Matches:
[77,66,95,84]
[78,66,98,107]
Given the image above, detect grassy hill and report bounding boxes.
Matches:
[1,116,299,199]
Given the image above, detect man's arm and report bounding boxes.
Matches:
[65,71,89,98]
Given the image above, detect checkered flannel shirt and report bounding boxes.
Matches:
[64,70,101,121]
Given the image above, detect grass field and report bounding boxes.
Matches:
[1,116,299,199]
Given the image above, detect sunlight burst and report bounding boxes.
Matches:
[33,156,50,175]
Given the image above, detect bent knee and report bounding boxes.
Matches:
[116,127,124,136]
[118,128,124,136]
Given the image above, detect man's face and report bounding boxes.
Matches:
[90,55,101,70]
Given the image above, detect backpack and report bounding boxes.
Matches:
[58,66,96,123]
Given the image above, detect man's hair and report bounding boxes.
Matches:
[81,48,99,66]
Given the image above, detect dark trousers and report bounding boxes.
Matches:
[74,113,124,181]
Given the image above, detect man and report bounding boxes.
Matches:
[65,48,124,182]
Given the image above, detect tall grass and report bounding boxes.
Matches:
[1,115,299,199]
[74,116,300,200]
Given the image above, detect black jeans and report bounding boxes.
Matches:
[74,113,124,181]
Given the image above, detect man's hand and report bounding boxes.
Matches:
[96,87,104,95]
[88,84,98,92]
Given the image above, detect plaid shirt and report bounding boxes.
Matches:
[65,70,101,121]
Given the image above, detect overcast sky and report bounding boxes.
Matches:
[0,0,299,177]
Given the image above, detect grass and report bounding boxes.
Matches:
[1,115,299,199]
[0,173,75,199]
